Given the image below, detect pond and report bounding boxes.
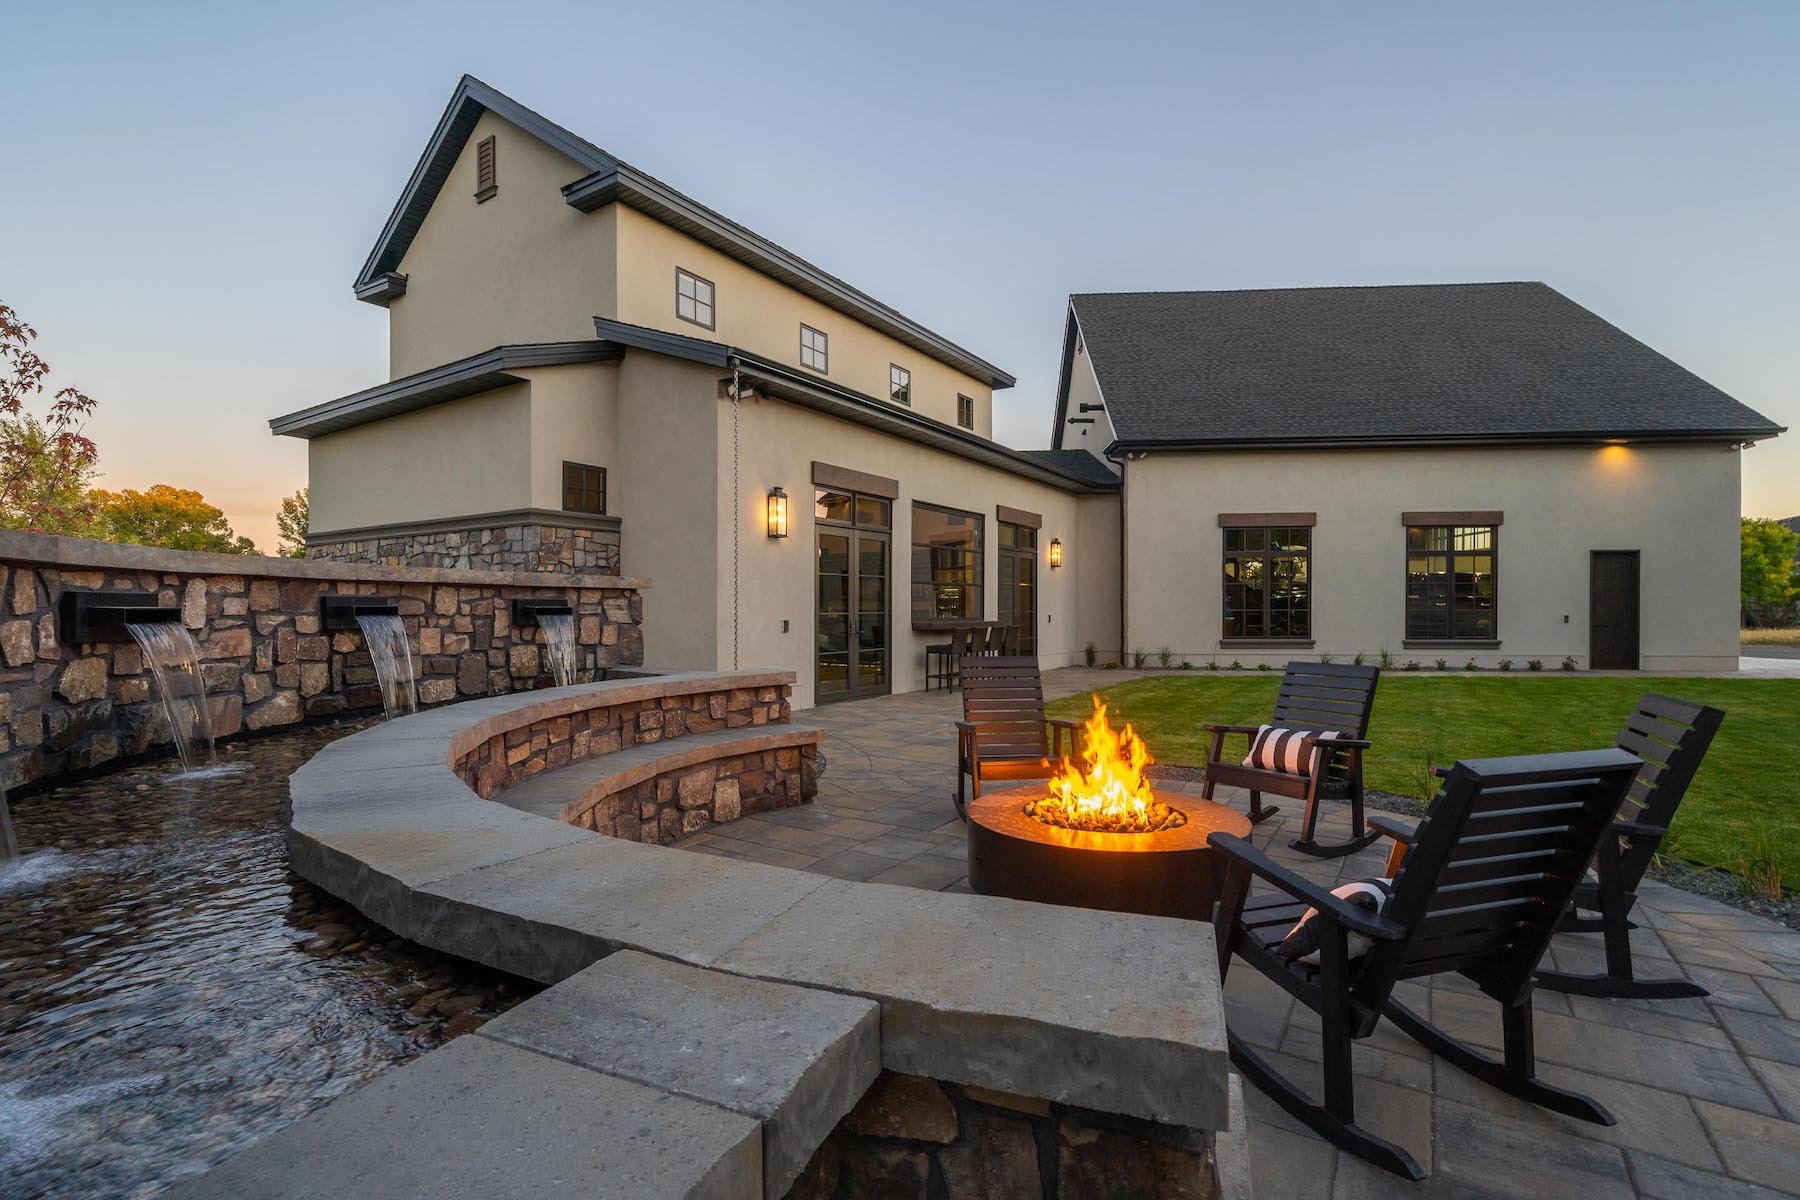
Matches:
[0,721,538,1200]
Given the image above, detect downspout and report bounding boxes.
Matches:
[1104,442,1127,664]
[729,368,742,670]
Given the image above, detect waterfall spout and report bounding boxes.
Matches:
[127,622,216,773]
[356,614,416,719]
[539,612,577,688]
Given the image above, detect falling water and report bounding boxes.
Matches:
[540,613,578,688]
[356,614,417,719]
[0,789,16,865]
[128,622,216,773]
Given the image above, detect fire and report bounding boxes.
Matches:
[1026,696,1187,834]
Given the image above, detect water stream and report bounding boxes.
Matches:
[356,614,416,719]
[540,612,577,688]
[127,622,216,774]
[1,789,16,864]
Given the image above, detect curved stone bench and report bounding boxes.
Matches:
[188,669,1238,1199]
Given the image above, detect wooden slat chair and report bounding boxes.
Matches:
[1378,692,1725,1000]
[1210,748,1643,1180]
[953,656,1081,821]
[1200,661,1381,857]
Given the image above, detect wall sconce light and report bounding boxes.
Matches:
[1048,537,1063,569]
[766,486,789,539]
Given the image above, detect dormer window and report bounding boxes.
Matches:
[889,364,911,406]
[475,135,497,202]
[676,269,715,329]
[800,325,828,373]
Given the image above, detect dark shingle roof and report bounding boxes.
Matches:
[1015,449,1121,487]
[1069,283,1783,448]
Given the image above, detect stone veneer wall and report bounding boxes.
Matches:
[452,683,817,844]
[0,531,646,792]
[307,519,621,573]
[787,1071,1218,1200]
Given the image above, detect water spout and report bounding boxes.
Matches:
[356,614,416,719]
[540,612,577,688]
[127,622,216,774]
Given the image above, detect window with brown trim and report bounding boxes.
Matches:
[475,135,497,202]
[1222,526,1311,639]
[562,461,606,515]
[889,364,911,406]
[676,269,714,329]
[800,324,828,372]
[911,502,983,621]
[956,394,975,429]
[1405,525,1497,640]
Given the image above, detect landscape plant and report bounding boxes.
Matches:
[0,302,98,534]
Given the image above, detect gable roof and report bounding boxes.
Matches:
[354,76,1014,389]
[1055,282,1783,451]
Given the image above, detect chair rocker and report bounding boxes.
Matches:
[1211,748,1643,1180]
[953,656,1081,821]
[1200,661,1381,857]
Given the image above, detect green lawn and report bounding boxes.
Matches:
[1048,674,1800,892]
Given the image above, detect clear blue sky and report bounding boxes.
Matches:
[4,0,1796,549]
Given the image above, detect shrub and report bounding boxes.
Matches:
[1434,658,1448,671]
[1351,651,1367,666]
[1465,659,1481,671]
[1561,656,1578,671]
[1229,660,1244,671]
[1378,647,1395,670]
[1179,659,1193,670]
[1084,641,1096,668]
[1403,660,1421,671]
[1497,658,1513,671]
[1157,645,1174,669]
[1318,652,1335,664]
[1527,659,1544,672]
[1205,660,1221,671]
[1738,836,1787,902]
[1131,647,1149,669]
[1256,662,1271,671]
[1100,661,1119,669]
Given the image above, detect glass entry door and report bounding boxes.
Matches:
[999,522,1037,656]
[816,488,890,701]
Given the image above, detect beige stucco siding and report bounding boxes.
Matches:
[1122,443,1742,671]
[613,206,994,438]
[1058,337,1116,453]
[388,112,618,377]
[520,363,618,511]
[307,384,533,534]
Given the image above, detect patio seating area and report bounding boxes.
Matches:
[676,668,1800,1198]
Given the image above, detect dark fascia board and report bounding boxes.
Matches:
[725,352,1115,494]
[564,164,1015,390]
[1049,302,1083,450]
[1107,426,1787,455]
[270,342,622,439]
[354,75,617,298]
[591,316,732,367]
[354,272,409,305]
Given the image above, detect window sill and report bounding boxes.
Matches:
[475,186,497,204]
[1403,640,1501,650]
[1218,639,1315,650]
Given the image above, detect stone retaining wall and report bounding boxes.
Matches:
[0,530,647,792]
[307,518,621,574]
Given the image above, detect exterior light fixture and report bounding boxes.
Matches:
[766,486,789,539]
[1048,537,1063,569]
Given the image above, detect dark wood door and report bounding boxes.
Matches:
[1590,551,1640,670]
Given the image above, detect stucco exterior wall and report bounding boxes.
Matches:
[1122,443,1742,671]
[1057,337,1116,453]
[613,206,995,438]
[387,111,619,378]
[522,362,619,511]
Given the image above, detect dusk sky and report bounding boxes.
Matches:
[5,1,1796,550]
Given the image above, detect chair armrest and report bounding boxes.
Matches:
[1301,735,1372,751]
[1612,818,1667,842]
[1207,833,1408,942]
[1045,718,1083,733]
[1368,815,1417,844]
[1203,723,1261,735]
[1431,765,1451,779]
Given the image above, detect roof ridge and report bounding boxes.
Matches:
[1071,281,1547,300]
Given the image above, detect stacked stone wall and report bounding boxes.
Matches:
[308,520,619,573]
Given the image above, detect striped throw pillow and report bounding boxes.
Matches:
[1243,724,1341,776]
[1277,877,1394,964]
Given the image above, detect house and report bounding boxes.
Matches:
[274,77,1782,704]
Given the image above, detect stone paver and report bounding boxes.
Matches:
[673,669,1800,1196]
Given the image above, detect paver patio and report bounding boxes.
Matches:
[676,668,1800,1197]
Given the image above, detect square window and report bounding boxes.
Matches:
[800,325,828,372]
[889,364,911,406]
[561,462,606,515]
[675,269,714,329]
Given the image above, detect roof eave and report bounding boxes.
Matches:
[1108,428,1785,453]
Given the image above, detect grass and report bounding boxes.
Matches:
[1048,674,1800,892]
[1742,627,1800,647]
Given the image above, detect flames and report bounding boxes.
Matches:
[1025,696,1187,834]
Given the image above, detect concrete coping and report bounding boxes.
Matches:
[0,527,647,591]
[284,669,1232,1137]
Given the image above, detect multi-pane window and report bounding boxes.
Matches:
[1406,526,1497,640]
[676,269,714,329]
[800,325,828,372]
[911,503,983,621]
[561,462,606,515]
[889,364,911,406]
[957,394,975,429]
[998,522,1037,656]
[1222,526,1311,639]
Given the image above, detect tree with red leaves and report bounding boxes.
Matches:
[0,302,100,534]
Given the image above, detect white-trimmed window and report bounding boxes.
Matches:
[676,269,714,329]
[889,364,911,406]
[957,394,975,429]
[800,324,829,372]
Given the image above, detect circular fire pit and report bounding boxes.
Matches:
[966,786,1253,920]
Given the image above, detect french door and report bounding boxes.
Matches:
[998,521,1038,656]
[816,488,891,701]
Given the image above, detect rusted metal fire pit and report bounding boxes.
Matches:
[966,786,1251,920]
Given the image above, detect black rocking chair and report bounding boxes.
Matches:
[1211,748,1643,1180]
[1200,661,1381,857]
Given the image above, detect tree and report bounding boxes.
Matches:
[0,303,99,533]
[276,487,309,557]
[1741,517,1799,625]
[92,484,259,555]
